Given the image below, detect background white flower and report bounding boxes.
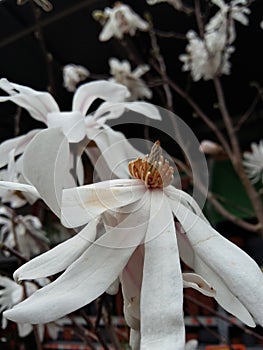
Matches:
[98,3,149,42]
[109,58,152,101]
[243,140,263,184]
[62,64,90,92]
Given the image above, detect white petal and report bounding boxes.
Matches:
[0,129,41,168]
[14,219,99,282]
[17,323,33,337]
[72,80,130,115]
[129,328,141,350]
[0,78,59,123]
[46,111,86,142]
[183,273,215,297]
[61,179,145,228]
[86,127,143,179]
[4,197,151,324]
[120,246,144,330]
[0,181,40,198]
[140,191,185,349]
[171,201,261,327]
[23,128,71,217]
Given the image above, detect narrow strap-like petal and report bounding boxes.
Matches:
[13,219,99,282]
[171,200,262,327]
[0,78,59,123]
[140,191,185,349]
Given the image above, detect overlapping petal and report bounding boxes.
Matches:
[4,196,151,324]
[22,128,71,217]
[0,78,59,123]
[171,200,263,327]
[61,179,145,228]
[72,80,130,115]
[13,219,99,282]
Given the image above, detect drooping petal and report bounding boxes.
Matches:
[0,129,41,168]
[0,78,59,123]
[140,190,185,349]
[4,196,151,324]
[17,323,33,338]
[13,219,99,282]
[22,128,71,217]
[120,245,144,330]
[171,200,261,327]
[72,80,130,116]
[86,127,144,179]
[183,273,215,297]
[46,111,86,142]
[61,179,145,228]
[129,329,141,350]
[92,101,161,124]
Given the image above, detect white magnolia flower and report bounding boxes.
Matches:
[0,78,161,182]
[0,275,61,341]
[3,139,263,349]
[146,0,183,11]
[62,64,90,92]
[179,0,250,81]
[243,140,263,184]
[109,58,152,101]
[98,2,149,42]
[0,209,49,258]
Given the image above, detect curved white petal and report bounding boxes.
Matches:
[93,101,161,124]
[86,127,143,179]
[61,179,145,228]
[129,328,141,350]
[0,79,59,123]
[72,80,130,115]
[171,200,262,327]
[0,181,40,198]
[46,111,86,143]
[120,245,144,330]
[140,191,185,349]
[23,128,71,217]
[14,219,99,282]
[4,197,151,324]
[183,273,215,297]
[0,129,41,168]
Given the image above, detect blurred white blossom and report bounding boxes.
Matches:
[146,0,183,11]
[199,140,223,155]
[97,2,149,41]
[243,140,263,184]
[63,64,90,92]
[109,58,152,100]
[0,210,49,258]
[179,0,250,81]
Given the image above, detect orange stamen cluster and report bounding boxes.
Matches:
[128,141,174,188]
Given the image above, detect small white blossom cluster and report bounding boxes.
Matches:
[243,140,263,185]
[179,0,250,81]
[96,2,149,42]
[109,58,152,100]
[146,0,183,11]
[63,64,90,92]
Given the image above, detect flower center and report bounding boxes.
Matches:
[128,141,174,188]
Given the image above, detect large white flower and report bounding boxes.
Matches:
[0,78,161,181]
[109,58,152,101]
[3,137,263,349]
[243,140,263,184]
[0,275,61,341]
[97,2,149,42]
